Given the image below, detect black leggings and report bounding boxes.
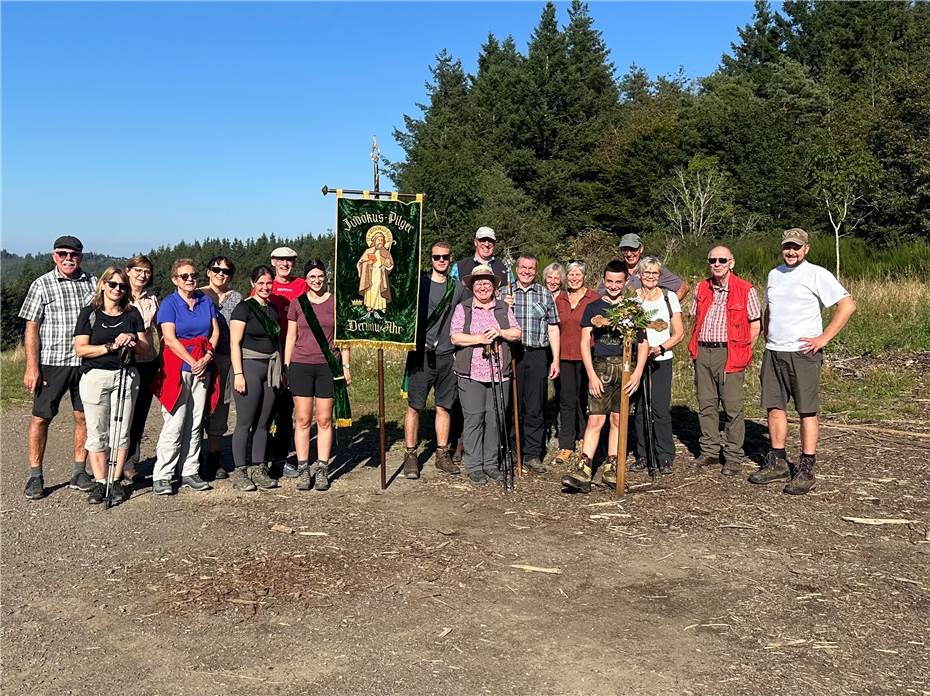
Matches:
[232,359,276,468]
[558,360,588,450]
[634,359,675,463]
[127,359,160,464]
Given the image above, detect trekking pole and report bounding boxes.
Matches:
[104,348,132,509]
[484,342,507,490]
[491,343,515,492]
[642,360,658,480]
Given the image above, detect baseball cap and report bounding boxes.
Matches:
[619,233,643,249]
[781,228,809,246]
[474,226,496,241]
[271,246,298,259]
[53,235,83,252]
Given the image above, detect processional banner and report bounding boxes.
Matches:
[333,192,423,349]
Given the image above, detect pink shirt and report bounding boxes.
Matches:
[450,300,520,383]
[287,294,335,365]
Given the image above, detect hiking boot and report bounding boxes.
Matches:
[523,457,547,474]
[282,461,301,479]
[485,465,504,482]
[748,451,791,485]
[250,463,278,489]
[296,462,316,491]
[232,467,257,492]
[314,461,331,491]
[467,470,488,486]
[601,456,618,487]
[720,459,743,477]
[783,455,816,495]
[659,459,674,476]
[109,479,130,504]
[552,449,574,467]
[24,475,44,500]
[181,474,212,492]
[203,451,225,480]
[152,479,173,496]
[628,457,647,473]
[694,455,719,468]
[69,470,94,492]
[213,457,230,480]
[434,447,460,475]
[87,482,106,504]
[403,449,420,479]
[561,454,592,493]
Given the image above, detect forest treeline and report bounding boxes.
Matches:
[389,0,930,259]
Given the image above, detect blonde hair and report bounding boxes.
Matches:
[638,256,663,273]
[91,267,132,311]
[542,262,565,287]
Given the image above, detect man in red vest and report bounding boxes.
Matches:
[688,245,761,476]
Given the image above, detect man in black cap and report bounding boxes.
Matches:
[18,235,98,499]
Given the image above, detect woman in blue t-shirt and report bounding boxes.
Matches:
[151,258,219,495]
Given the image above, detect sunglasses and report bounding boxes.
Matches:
[175,273,198,281]
[707,257,731,265]
[431,254,451,261]
[476,239,495,245]
[55,250,81,259]
[210,266,232,276]
[106,281,129,291]
[782,243,803,251]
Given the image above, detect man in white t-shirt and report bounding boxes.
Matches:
[750,228,856,495]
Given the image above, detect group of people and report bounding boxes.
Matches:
[19,224,854,504]
[20,237,346,503]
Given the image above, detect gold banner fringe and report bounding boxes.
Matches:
[334,340,416,351]
[335,418,353,429]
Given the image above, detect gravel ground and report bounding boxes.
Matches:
[2,399,928,696]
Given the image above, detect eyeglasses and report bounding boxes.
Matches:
[707,257,731,265]
[476,239,495,245]
[431,254,451,261]
[272,257,294,263]
[175,273,198,281]
[55,250,81,259]
[105,281,128,291]
[210,266,231,276]
[640,271,660,276]
[620,248,640,255]
[130,267,151,275]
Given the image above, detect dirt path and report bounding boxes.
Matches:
[2,402,928,695]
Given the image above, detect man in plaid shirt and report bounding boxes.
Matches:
[510,253,560,474]
[688,245,761,476]
[19,235,97,500]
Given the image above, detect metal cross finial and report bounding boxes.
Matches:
[370,136,381,192]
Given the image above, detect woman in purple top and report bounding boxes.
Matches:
[284,259,351,493]
[450,265,521,485]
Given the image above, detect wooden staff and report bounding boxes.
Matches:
[615,335,633,496]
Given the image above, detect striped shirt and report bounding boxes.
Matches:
[691,281,761,343]
[512,282,560,349]
[19,268,97,366]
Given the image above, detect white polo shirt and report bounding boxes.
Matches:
[765,261,849,352]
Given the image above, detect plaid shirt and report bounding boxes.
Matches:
[19,268,97,366]
[691,281,761,343]
[512,282,560,349]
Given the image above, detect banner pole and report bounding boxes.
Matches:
[371,136,388,490]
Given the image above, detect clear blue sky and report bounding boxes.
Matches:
[2,1,754,257]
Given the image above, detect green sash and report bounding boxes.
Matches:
[243,297,280,339]
[297,294,352,427]
[401,277,455,398]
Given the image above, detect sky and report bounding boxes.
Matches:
[1,1,755,257]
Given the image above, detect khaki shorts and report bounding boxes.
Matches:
[760,349,822,414]
[588,357,624,415]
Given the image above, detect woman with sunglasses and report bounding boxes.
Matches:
[73,268,148,504]
[229,265,282,491]
[151,258,220,495]
[199,256,242,479]
[285,259,351,492]
[123,255,160,480]
[633,256,684,475]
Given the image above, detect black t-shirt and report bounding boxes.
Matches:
[74,306,145,372]
[230,300,279,354]
[580,297,645,359]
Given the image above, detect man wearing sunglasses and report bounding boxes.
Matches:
[19,235,97,499]
[688,246,761,477]
[267,246,308,475]
[751,228,856,495]
[619,233,689,301]
[402,241,463,479]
